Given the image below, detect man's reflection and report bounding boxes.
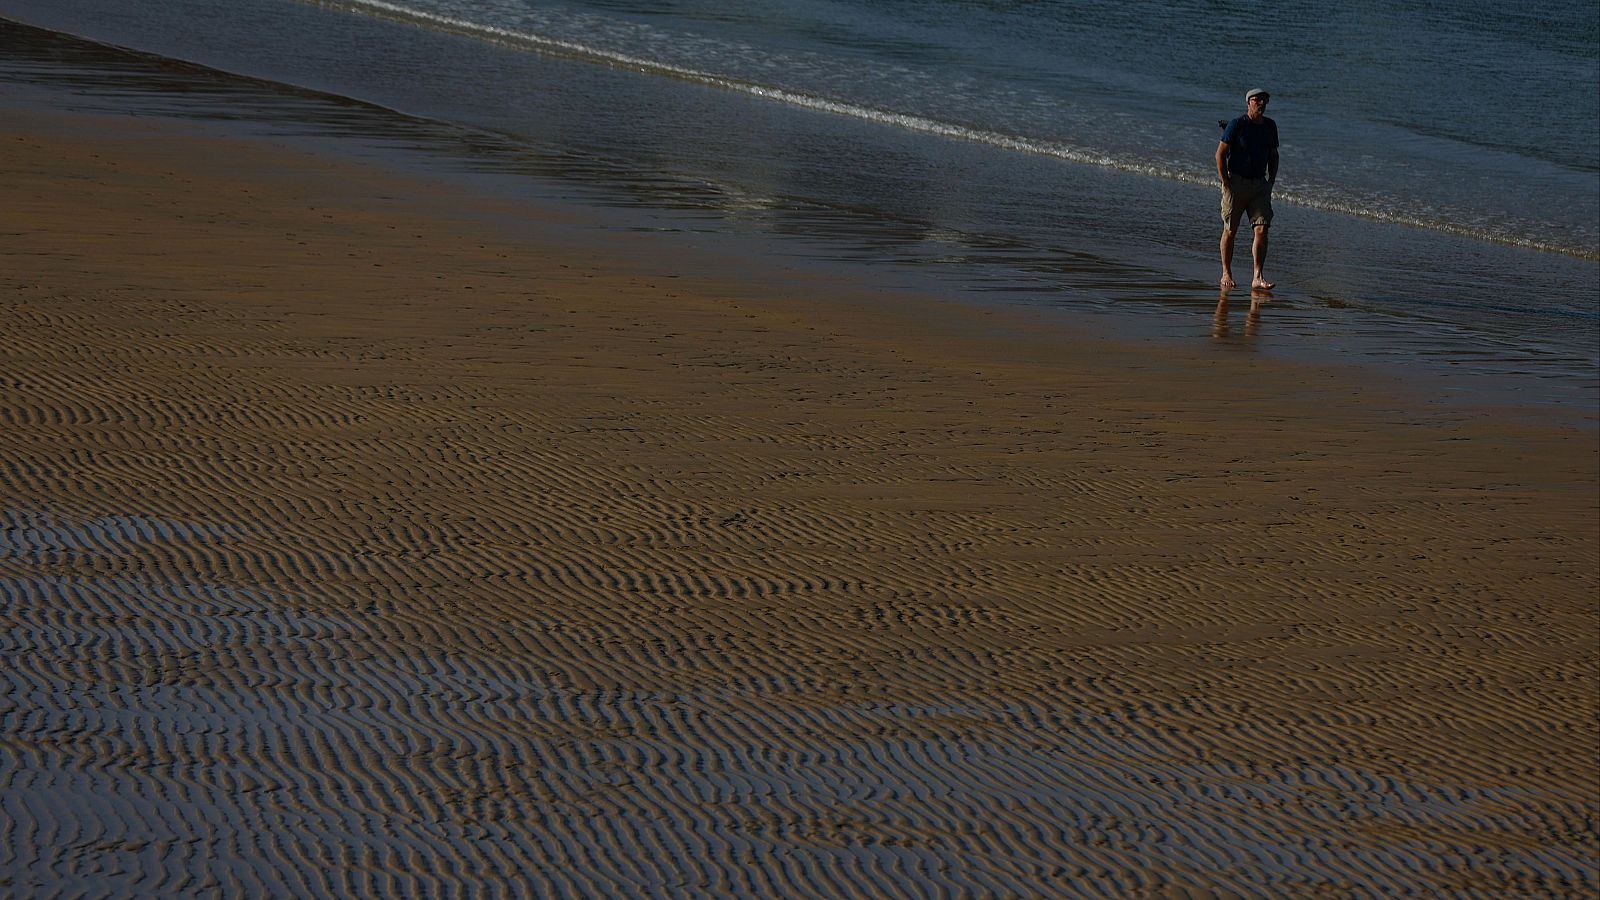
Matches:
[1212,287,1268,339]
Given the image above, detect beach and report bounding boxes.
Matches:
[2,95,1596,896]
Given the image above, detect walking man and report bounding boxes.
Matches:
[1217,88,1278,290]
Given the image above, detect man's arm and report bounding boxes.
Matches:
[1268,147,1279,183]
[1216,141,1230,188]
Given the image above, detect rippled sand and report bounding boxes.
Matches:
[2,106,1596,897]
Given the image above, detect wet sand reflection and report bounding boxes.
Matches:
[1211,287,1270,339]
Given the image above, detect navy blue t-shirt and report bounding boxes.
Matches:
[1221,115,1278,179]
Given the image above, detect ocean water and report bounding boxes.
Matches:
[2,0,1596,409]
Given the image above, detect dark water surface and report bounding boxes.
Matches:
[1,3,1595,415]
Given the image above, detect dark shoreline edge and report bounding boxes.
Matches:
[3,13,1597,423]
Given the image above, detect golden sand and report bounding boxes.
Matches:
[2,106,1596,896]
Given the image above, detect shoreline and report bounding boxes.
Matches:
[3,11,1597,419]
[2,97,1596,895]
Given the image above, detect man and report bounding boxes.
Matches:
[1216,88,1279,290]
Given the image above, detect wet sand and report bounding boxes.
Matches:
[2,104,1596,896]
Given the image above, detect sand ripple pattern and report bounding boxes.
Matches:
[2,130,1597,897]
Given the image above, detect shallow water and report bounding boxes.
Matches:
[0,1,1595,412]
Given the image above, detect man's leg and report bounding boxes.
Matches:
[1220,211,1244,288]
[1251,224,1273,290]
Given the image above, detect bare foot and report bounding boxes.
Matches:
[1251,277,1275,291]
[1220,274,1236,289]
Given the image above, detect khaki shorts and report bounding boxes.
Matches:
[1221,176,1273,227]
